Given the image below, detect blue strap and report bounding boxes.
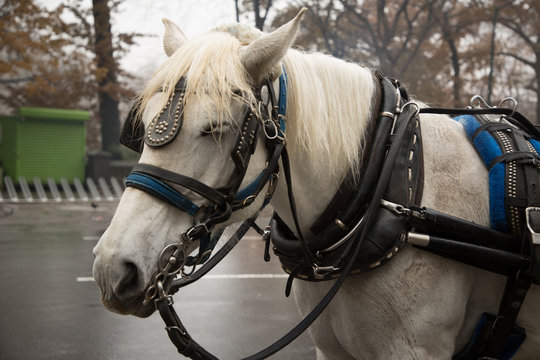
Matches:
[455,115,507,231]
[278,66,288,135]
[125,172,200,216]
[232,67,288,205]
[234,170,265,201]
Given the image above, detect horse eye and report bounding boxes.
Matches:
[232,89,243,97]
[201,127,217,137]
[201,122,231,137]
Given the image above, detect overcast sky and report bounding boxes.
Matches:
[112,0,236,75]
[43,1,237,76]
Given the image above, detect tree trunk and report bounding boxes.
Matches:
[92,0,119,153]
[442,12,461,108]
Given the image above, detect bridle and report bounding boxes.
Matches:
[119,69,288,308]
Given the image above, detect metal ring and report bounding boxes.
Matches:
[380,111,395,120]
[158,243,182,271]
[401,101,420,117]
[241,195,257,208]
[156,280,166,300]
[470,95,492,109]
[334,218,347,230]
[499,97,518,118]
[143,285,157,306]
[263,119,278,140]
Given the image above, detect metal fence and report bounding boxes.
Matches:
[0,176,124,203]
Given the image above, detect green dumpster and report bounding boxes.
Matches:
[0,106,89,184]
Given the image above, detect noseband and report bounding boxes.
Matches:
[120,70,288,305]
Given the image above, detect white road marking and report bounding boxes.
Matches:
[243,235,263,241]
[83,235,261,242]
[200,273,288,279]
[77,273,288,282]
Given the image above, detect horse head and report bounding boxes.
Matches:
[92,10,306,317]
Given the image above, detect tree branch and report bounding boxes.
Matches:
[0,76,34,83]
[499,51,535,68]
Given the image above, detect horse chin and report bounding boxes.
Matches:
[101,295,156,318]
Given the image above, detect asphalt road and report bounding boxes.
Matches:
[0,203,315,360]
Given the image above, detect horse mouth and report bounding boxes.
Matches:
[101,294,155,318]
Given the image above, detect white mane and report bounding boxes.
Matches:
[139,24,377,179]
[282,51,377,179]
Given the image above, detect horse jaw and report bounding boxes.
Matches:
[162,18,187,56]
[240,7,306,82]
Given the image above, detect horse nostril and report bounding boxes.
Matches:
[114,261,143,300]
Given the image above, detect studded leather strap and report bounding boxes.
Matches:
[145,78,186,147]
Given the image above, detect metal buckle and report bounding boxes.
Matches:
[380,199,411,216]
[185,223,211,241]
[165,325,187,337]
[241,195,257,209]
[313,265,339,279]
[525,207,540,245]
[470,95,492,109]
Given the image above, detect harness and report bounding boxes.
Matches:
[119,68,540,359]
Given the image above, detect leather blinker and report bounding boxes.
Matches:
[145,77,187,148]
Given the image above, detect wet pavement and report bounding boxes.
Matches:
[0,203,315,359]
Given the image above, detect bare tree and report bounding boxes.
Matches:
[497,1,539,123]
[236,0,274,30]
[92,0,120,154]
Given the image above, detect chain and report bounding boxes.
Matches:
[143,238,189,306]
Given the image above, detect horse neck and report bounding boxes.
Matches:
[271,52,378,236]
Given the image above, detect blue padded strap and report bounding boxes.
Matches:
[278,66,288,135]
[530,138,540,155]
[234,170,265,201]
[455,115,507,231]
[125,172,200,216]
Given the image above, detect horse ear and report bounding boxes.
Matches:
[162,18,187,57]
[240,8,306,82]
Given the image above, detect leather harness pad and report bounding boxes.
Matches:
[271,75,424,281]
[456,114,540,235]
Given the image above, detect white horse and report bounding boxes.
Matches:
[92,10,540,359]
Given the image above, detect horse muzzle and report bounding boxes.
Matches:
[92,250,157,318]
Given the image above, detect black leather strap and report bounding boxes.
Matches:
[156,298,219,360]
[132,163,228,209]
[119,101,145,153]
[271,76,400,256]
[419,107,540,140]
[170,219,253,291]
